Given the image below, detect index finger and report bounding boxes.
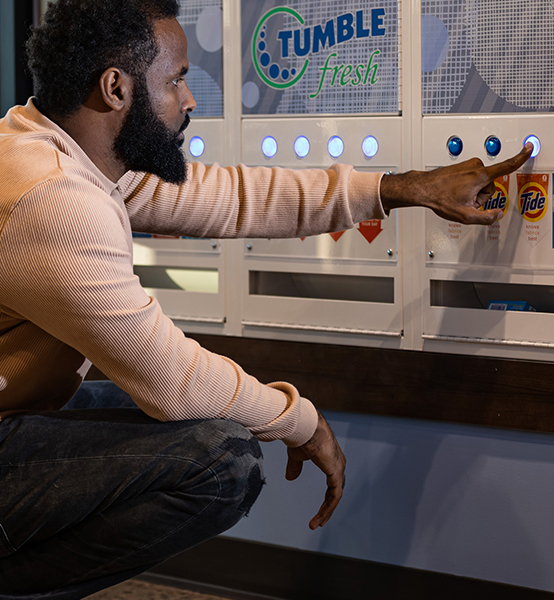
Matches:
[484,143,533,182]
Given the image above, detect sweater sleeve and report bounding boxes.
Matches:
[0,176,318,446]
[119,163,386,238]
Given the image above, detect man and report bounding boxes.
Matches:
[0,0,531,597]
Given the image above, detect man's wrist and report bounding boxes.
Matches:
[380,169,426,213]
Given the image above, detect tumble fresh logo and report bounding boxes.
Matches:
[518,180,548,223]
[252,7,386,97]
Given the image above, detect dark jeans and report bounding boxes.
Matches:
[0,381,264,599]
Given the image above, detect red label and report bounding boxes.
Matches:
[329,230,346,242]
[357,220,382,244]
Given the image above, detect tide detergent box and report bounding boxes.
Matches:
[488,301,537,311]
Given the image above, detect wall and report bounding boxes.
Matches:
[229,410,554,592]
[0,0,16,117]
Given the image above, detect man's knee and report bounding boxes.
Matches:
[193,419,264,516]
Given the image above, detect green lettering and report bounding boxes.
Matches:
[340,64,353,86]
[310,50,382,98]
[310,52,337,98]
[331,64,345,86]
[351,63,364,86]
[363,49,380,85]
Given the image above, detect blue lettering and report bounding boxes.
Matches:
[372,8,386,36]
[293,28,311,57]
[521,191,546,213]
[337,13,354,44]
[484,192,506,211]
[520,192,533,214]
[356,10,370,38]
[279,9,387,61]
[313,19,336,53]
[277,30,292,58]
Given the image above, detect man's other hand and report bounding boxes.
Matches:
[285,410,346,530]
[380,143,533,225]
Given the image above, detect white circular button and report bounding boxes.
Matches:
[524,135,541,158]
[262,136,278,158]
[189,136,205,157]
[328,136,344,158]
[362,136,379,158]
[294,136,310,158]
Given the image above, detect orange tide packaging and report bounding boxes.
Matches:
[485,175,510,215]
[517,173,549,247]
[482,175,509,242]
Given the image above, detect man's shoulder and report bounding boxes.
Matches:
[0,132,123,244]
[0,103,114,203]
[0,128,64,197]
[0,128,119,215]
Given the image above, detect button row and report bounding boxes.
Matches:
[262,135,380,159]
[190,134,542,161]
[447,135,541,158]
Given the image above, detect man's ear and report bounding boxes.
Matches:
[98,68,133,111]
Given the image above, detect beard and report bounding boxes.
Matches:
[113,74,189,185]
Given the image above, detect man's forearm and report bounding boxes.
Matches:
[378,145,532,224]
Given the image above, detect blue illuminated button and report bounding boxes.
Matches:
[294,136,310,158]
[261,136,278,158]
[188,136,205,157]
[362,135,379,158]
[485,135,501,157]
[447,136,463,157]
[328,136,344,158]
[524,135,541,158]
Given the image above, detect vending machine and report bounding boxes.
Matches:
[420,0,554,362]
[237,0,408,349]
[131,0,554,364]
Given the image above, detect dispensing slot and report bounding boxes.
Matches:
[250,271,394,303]
[134,266,219,293]
[430,280,554,313]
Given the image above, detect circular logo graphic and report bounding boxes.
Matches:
[252,7,309,90]
[518,181,548,223]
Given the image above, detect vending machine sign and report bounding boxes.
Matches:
[422,0,554,114]
[241,0,399,114]
[517,174,550,247]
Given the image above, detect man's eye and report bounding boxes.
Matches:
[172,77,185,87]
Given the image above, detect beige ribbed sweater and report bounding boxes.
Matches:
[0,99,386,446]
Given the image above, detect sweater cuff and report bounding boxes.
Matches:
[260,381,319,447]
[348,169,388,222]
[283,396,319,447]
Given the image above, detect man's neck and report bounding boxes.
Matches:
[52,107,126,183]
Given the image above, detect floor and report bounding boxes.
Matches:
[87,579,230,600]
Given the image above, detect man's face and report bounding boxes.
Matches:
[113,18,196,185]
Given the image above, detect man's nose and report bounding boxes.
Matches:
[181,83,196,114]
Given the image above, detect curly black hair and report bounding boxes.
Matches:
[26,0,179,119]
